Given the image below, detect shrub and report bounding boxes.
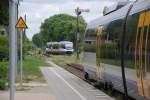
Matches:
[0,61,8,90]
[0,35,9,61]
[0,80,7,90]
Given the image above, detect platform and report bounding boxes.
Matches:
[41,61,114,100]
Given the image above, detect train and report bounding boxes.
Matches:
[46,41,74,54]
[82,0,150,100]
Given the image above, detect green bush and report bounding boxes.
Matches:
[0,80,7,90]
[0,35,9,61]
[0,61,8,90]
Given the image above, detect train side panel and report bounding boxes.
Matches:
[83,0,150,100]
[125,0,150,99]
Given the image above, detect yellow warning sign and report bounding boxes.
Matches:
[16,17,28,29]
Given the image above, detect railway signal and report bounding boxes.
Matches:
[75,7,89,60]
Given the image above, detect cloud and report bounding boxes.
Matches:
[20,0,124,40]
[59,1,114,22]
[19,2,60,40]
[22,0,74,4]
[23,0,128,3]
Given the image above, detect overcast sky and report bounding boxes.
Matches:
[19,0,129,40]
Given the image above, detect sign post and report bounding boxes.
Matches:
[16,16,28,88]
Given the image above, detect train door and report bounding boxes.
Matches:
[96,26,103,80]
[135,11,150,99]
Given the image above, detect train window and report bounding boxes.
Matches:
[97,25,121,66]
[141,25,148,77]
[60,44,65,49]
[123,9,150,100]
[143,26,148,48]
[138,27,141,35]
[84,32,96,52]
[86,29,96,37]
[84,29,96,45]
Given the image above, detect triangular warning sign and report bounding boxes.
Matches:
[16,17,28,29]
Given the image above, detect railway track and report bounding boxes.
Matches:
[66,63,137,100]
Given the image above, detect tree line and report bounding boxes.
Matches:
[0,6,9,90]
[32,14,87,48]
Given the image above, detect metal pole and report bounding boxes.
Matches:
[24,14,26,56]
[15,2,18,78]
[20,29,23,87]
[76,7,80,60]
[9,0,17,100]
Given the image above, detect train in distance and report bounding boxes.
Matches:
[46,41,74,55]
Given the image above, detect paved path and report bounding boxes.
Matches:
[41,61,114,100]
[0,85,55,100]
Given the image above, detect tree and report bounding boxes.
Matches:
[0,5,9,90]
[32,14,87,47]
[32,33,44,48]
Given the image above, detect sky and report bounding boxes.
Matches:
[19,0,129,40]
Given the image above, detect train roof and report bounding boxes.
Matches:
[87,0,150,30]
[87,3,132,29]
[47,41,73,45]
[47,42,59,45]
[103,1,130,16]
[130,0,150,15]
[59,41,73,44]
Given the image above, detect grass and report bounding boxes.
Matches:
[0,61,8,90]
[50,54,76,68]
[17,55,47,83]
